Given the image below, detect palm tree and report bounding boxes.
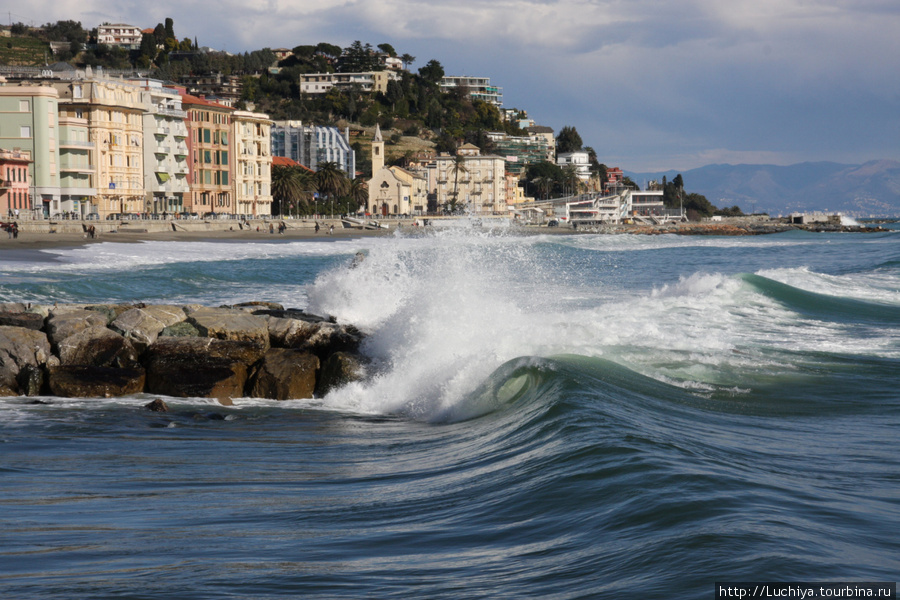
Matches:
[448,152,468,213]
[348,178,369,214]
[400,53,415,71]
[315,161,349,217]
[271,164,304,216]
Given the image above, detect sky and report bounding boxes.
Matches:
[12,0,900,171]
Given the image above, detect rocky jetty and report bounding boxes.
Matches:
[0,301,366,404]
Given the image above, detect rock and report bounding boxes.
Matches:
[0,312,44,330]
[248,348,319,400]
[16,364,44,396]
[110,305,187,352]
[227,301,285,311]
[57,326,140,369]
[143,337,265,401]
[0,302,26,313]
[46,309,109,349]
[47,365,146,398]
[160,321,201,337]
[85,304,135,323]
[265,316,318,348]
[298,322,364,359]
[144,398,169,412]
[253,308,334,324]
[188,308,270,350]
[0,326,54,396]
[316,351,366,397]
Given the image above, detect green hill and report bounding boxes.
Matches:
[0,35,51,66]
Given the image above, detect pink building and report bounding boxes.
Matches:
[0,149,32,218]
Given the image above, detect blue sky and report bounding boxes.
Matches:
[15,0,900,171]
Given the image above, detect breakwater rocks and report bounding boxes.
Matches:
[0,301,366,404]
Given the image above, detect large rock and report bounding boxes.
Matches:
[315,351,366,397]
[248,348,319,400]
[0,326,55,396]
[0,311,44,330]
[46,309,109,348]
[57,326,140,369]
[110,305,186,352]
[298,323,364,359]
[0,302,27,313]
[188,308,270,350]
[48,365,146,398]
[265,316,318,348]
[143,337,265,401]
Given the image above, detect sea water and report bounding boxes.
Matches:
[1,227,898,599]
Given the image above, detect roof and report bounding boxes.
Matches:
[179,92,234,110]
[525,126,554,134]
[272,156,315,173]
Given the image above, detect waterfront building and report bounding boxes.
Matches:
[51,78,148,218]
[181,93,234,215]
[232,110,273,217]
[57,109,97,217]
[0,85,60,216]
[367,125,427,216]
[424,144,507,214]
[485,131,554,176]
[0,148,32,217]
[271,120,355,177]
[557,151,592,182]
[131,79,190,215]
[440,76,503,107]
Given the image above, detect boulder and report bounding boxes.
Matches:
[143,337,265,401]
[57,326,140,369]
[144,398,169,412]
[46,309,109,348]
[316,351,366,397]
[84,304,135,323]
[16,364,44,396]
[0,326,55,396]
[160,321,201,337]
[297,322,364,359]
[248,348,319,400]
[188,308,270,350]
[228,301,285,312]
[47,365,146,398]
[0,312,44,330]
[0,302,26,313]
[265,316,318,348]
[110,305,187,352]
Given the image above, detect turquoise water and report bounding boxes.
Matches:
[1,228,898,598]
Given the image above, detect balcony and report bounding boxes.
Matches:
[59,140,95,149]
[60,164,95,174]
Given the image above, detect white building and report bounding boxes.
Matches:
[440,76,503,106]
[556,151,592,181]
[271,120,355,177]
[97,24,143,50]
[299,71,400,96]
[233,110,273,217]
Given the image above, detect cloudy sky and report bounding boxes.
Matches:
[14,0,900,171]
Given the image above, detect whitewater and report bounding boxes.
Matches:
[1,225,898,599]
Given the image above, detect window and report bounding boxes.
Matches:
[19,100,29,112]
[203,129,211,144]
[20,126,31,138]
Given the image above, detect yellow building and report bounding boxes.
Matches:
[427,144,507,214]
[232,110,273,217]
[52,79,148,217]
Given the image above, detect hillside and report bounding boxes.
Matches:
[0,35,51,66]
[627,160,900,216]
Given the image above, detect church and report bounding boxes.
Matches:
[365,125,429,216]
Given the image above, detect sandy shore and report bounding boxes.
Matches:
[0,224,394,252]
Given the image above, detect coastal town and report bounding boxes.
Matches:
[0,19,885,237]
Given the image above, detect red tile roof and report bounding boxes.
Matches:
[179,92,234,110]
[272,156,315,173]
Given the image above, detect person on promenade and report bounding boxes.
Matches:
[12,222,19,239]
[315,222,320,233]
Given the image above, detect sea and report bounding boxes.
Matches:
[1,224,898,599]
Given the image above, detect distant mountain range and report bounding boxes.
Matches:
[625,160,900,216]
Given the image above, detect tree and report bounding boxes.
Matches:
[165,17,175,40]
[315,162,350,214]
[271,164,310,216]
[556,125,583,154]
[448,152,470,211]
[377,43,396,57]
[400,53,415,70]
[418,59,444,84]
[348,178,369,212]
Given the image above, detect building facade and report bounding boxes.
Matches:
[271,120,355,177]
[97,24,143,50]
[299,71,400,96]
[440,76,503,106]
[51,79,148,218]
[232,110,273,217]
[366,126,427,216]
[182,93,234,215]
[57,112,96,217]
[425,145,507,214]
[0,85,61,216]
[136,80,190,215]
[0,149,32,217]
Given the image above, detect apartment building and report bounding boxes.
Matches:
[0,149,32,217]
[486,131,554,177]
[0,85,60,216]
[51,78,148,217]
[299,71,400,95]
[97,24,143,50]
[271,120,355,177]
[424,144,507,214]
[132,80,190,215]
[556,151,592,182]
[182,93,234,215]
[57,111,96,217]
[232,110,273,217]
[440,76,503,107]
